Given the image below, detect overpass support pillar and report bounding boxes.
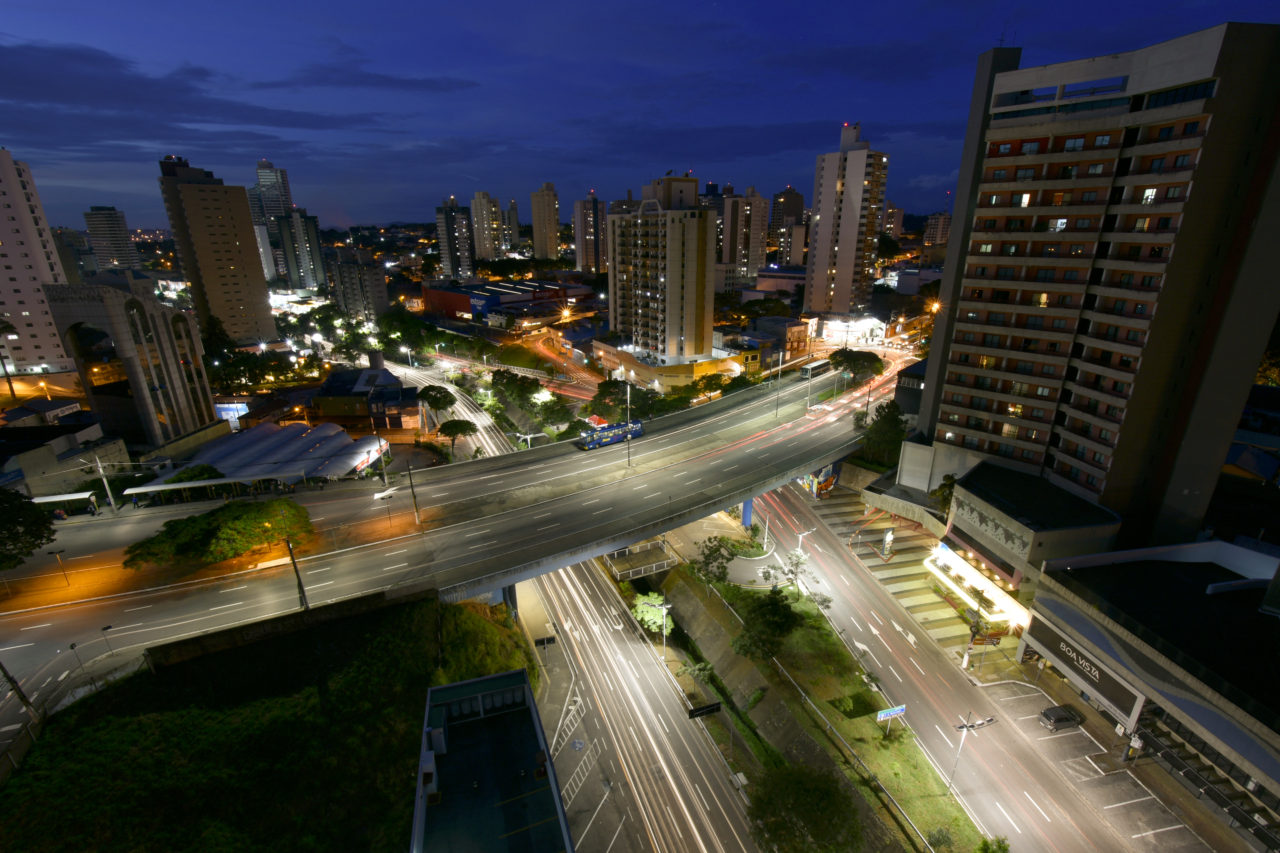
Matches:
[502,583,518,619]
[741,497,753,531]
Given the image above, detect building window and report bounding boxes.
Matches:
[1022,141,1040,154]
[1173,154,1190,168]
[1042,365,1056,376]
[996,268,1014,280]
[978,243,993,254]
[1075,218,1091,228]
[1048,218,1067,232]
[1081,191,1097,202]
[997,143,1012,154]
[1016,167,1035,181]
[1063,137,1085,151]
[988,194,1002,205]
[1087,163,1104,176]
[1166,186,1183,199]
[983,219,997,229]
[1036,386,1052,397]
[1052,318,1067,329]
[1016,193,1032,208]
[1183,120,1200,135]
[1021,449,1036,460]
[991,168,1008,180]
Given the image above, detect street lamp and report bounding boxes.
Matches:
[47,549,68,587]
[38,380,49,400]
[948,712,995,794]
[378,494,394,530]
[264,522,309,610]
[400,345,415,368]
[101,625,114,653]
[796,528,816,556]
[637,596,672,661]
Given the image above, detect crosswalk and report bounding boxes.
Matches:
[807,487,975,659]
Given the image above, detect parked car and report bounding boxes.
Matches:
[1039,704,1085,732]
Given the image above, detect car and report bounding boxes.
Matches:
[1039,704,1085,732]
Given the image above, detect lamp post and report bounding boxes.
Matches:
[69,641,84,671]
[77,455,118,514]
[400,345,415,368]
[796,528,816,556]
[47,549,68,587]
[948,712,993,793]
[637,596,672,661]
[0,657,35,718]
[39,380,49,401]
[284,537,309,610]
[774,349,783,417]
[625,381,632,468]
[101,625,114,653]
[378,494,393,531]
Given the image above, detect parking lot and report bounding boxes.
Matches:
[986,681,1213,852]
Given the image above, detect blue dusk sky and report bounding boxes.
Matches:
[3,0,1277,230]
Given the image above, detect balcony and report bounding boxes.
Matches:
[1061,399,1124,429]
[1070,354,1137,381]
[1047,445,1109,478]
[1076,331,1143,357]
[1065,379,1129,408]
[1081,308,1151,329]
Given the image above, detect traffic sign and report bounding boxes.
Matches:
[876,704,907,723]
[687,702,721,719]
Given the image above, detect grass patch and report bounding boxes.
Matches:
[0,596,535,852]
[494,345,552,373]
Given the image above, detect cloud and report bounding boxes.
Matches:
[0,41,379,130]
[253,61,478,93]
[908,170,959,190]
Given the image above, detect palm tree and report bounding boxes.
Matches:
[0,319,17,402]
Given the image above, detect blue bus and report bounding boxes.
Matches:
[575,420,644,450]
[800,359,831,379]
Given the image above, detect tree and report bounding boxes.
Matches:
[0,489,56,571]
[732,587,803,661]
[975,838,1010,853]
[763,549,811,601]
[746,764,863,852]
[690,536,733,591]
[417,385,456,424]
[632,592,672,635]
[828,348,884,377]
[926,827,954,850]
[438,419,478,454]
[676,661,716,686]
[929,473,957,516]
[861,399,907,465]
[878,232,901,258]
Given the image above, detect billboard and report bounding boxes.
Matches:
[1026,614,1144,726]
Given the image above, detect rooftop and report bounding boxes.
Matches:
[959,461,1119,531]
[1053,556,1280,734]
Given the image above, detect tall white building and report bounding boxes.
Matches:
[608,176,716,363]
[436,196,475,280]
[501,199,519,251]
[471,191,503,261]
[719,186,769,289]
[531,182,559,260]
[83,206,141,270]
[276,208,326,291]
[572,191,608,274]
[804,123,888,313]
[0,151,74,374]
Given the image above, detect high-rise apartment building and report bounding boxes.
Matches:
[912,23,1280,544]
[804,124,888,314]
[276,208,326,291]
[0,151,74,374]
[471,191,503,261]
[881,201,904,238]
[249,159,293,238]
[328,247,389,325]
[531,182,559,260]
[435,196,475,280]
[572,191,609,274]
[608,176,716,363]
[157,156,277,343]
[501,199,519,251]
[923,212,952,246]
[769,186,804,241]
[719,187,769,288]
[83,206,141,270]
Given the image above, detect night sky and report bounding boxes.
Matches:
[4,1,1277,230]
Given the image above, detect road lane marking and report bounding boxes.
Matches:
[310,517,326,522]
[57,670,69,682]
[19,624,51,631]
[463,529,491,538]
[1105,796,1154,809]
[632,483,648,490]
[687,478,702,485]
[124,605,151,612]
[694,784,709,811]
[1023,791,1051,821]
[592,508,612,515]
[889,665,903,682]
[307,567,331,574]
[210,602,243,611]
[657,714,668,734]
[994,801,1022,834]
[0,724,20,732]
[582,498,600,506]
[310,581,333,589]
[910,658,925,676]
[0,643,34,652]
[724,464,739,471]
[468,541,496,549]
[220,586,247,593]
[869,609,884,625]
[935,726,954,748]
[644,493,662,500]
[539,524,560,531]
[850,616,863,632]
[1133,825,1185,838]
[840,575,849,585]
[666,807,683,839]
[114,623,143,630]
[387,549,407,555]
[534,512,552,519]
[382,563,409,571]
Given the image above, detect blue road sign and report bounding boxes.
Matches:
[876,704,907,723]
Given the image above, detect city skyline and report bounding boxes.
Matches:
[2,1,1277,230]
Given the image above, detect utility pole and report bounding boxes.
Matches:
[625,381,632,468]
[406,465,420,527]
[948,712,973,794]
[285,537,309,611]
[88,455,117,513]
[0,656,35,718]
